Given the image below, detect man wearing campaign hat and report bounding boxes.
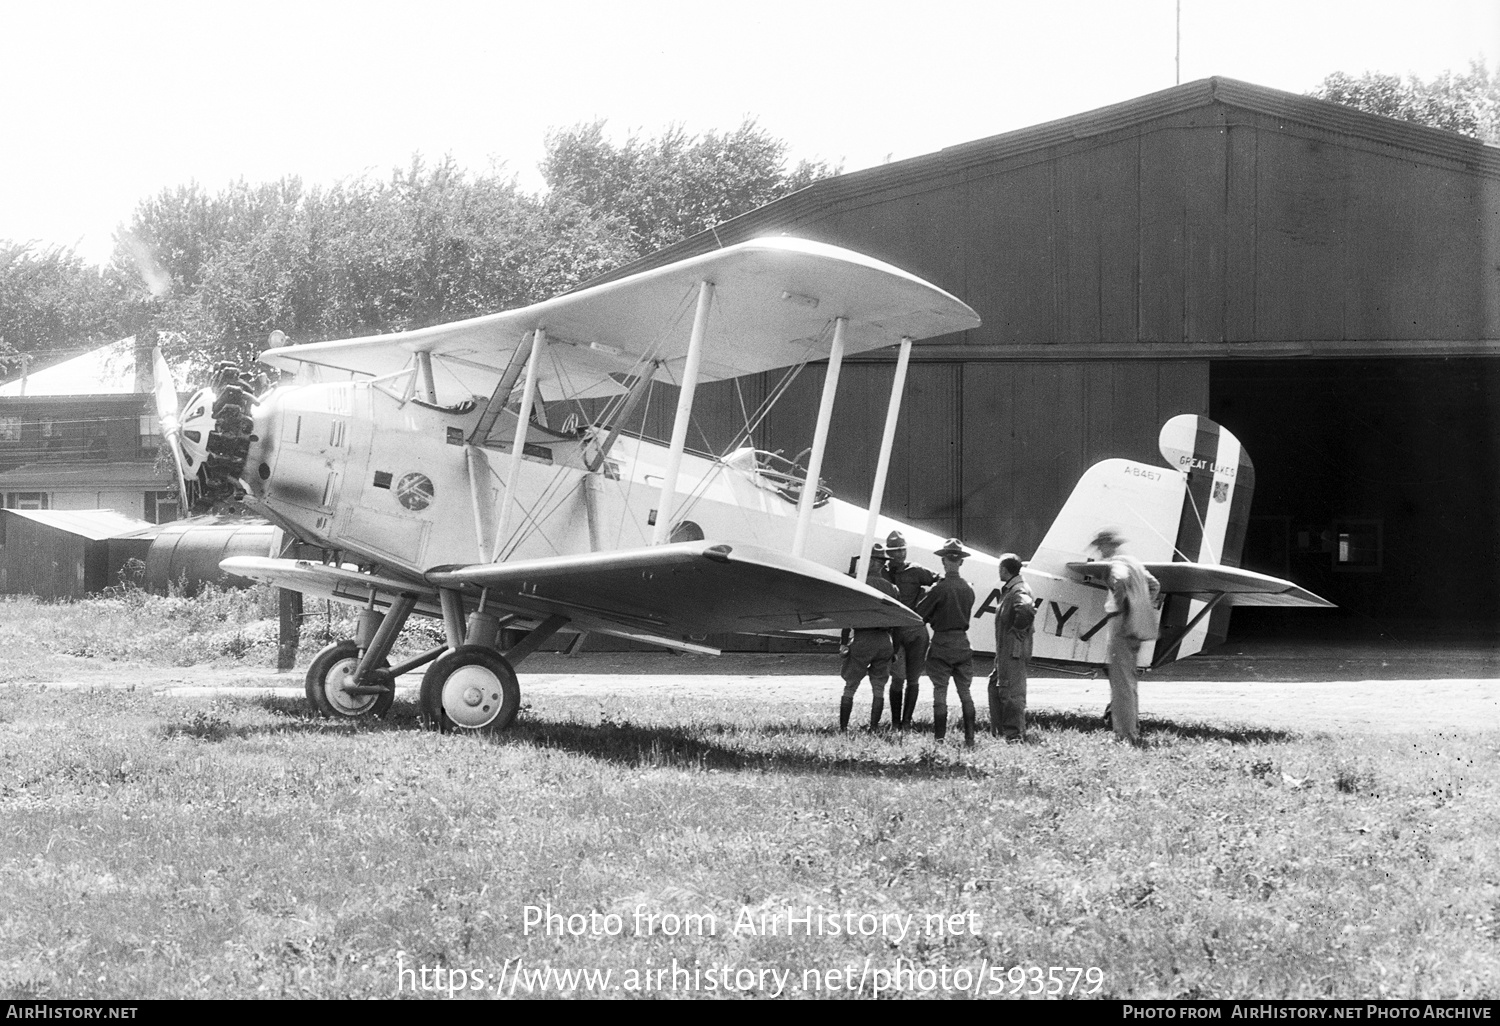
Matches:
[1091,528,1160,744]
[989,553,1036,741]
[914,538,978,746]
[838,543,902,732]
[883,530,939,729]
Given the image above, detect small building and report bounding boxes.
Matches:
[0,508,158,600]
[0,337,181,521]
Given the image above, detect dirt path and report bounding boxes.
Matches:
[8,651,1498,734]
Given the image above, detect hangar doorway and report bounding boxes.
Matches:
[1209,358,1500,639]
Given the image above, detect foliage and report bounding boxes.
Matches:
[1,118,833,382]
[542,118,838,258]
[117,159,635,379]
[0,243,129,365]
[1310,60,1500,143]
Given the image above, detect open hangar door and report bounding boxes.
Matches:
[1209,358,1500,638]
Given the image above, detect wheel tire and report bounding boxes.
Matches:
[305,640,394,719]
[419,645,520,734]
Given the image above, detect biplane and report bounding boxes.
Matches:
[153,236,1330,733]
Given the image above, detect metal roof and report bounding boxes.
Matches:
[1,508,159,541]
[586,76,1500,286]
[0,337,149,397]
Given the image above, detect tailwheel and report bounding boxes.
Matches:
[305,640,395,720]
[419,645,521,734]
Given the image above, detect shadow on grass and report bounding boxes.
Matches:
[247,695,992,778]
[1031,708,1297,745]
[247,695,1296,774]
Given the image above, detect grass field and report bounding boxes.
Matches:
[1,591,1497,1000]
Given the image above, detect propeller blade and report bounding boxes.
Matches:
[150,345,193,512]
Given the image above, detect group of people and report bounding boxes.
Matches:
[838,528,1159,746]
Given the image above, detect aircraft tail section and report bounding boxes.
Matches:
[1025,415,1266,668]
[1156,415,1256,661]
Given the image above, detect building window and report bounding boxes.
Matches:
[38,417,57,439]
[139,413,162,452]
[0,416,19,442]
[145,491,181,524]
[5,492,49,510]
[1332,518,1382,573]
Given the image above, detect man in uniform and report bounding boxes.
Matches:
[1091,529,1160,744]
[914,539,977,746]
[988,553,1036,741]
[839,544,902,732]
[883,530,938,729]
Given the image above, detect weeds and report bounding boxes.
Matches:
[162,710,239,742]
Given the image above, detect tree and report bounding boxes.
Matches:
[542,118,838,258]
[114,158,635,377]
[1309,60,1500,143]
[0,243,127,367]
[9,120,831,381]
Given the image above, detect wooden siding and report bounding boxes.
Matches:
[613,93,1500,353]
[961,361,1209,556]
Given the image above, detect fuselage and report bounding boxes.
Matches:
[241,377,1134,662]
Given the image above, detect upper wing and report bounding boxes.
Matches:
[256,236,980,399]
[426,540,921,635]
[1065,560,1334,608]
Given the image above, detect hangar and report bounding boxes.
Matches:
[599,77,1500,637]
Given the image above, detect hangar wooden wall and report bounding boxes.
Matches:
[605,78,1500,618]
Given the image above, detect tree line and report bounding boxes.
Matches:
[2,63,1494,384]
[0,119,834,383]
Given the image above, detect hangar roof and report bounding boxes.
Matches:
[590,76,1500,286]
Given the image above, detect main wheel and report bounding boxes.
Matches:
[305,640,395,719]
[419,645,520,734]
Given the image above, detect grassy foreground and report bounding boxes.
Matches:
[0,592,1497,999]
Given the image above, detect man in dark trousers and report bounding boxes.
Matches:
[839,544,902,731]
[883,530,938,729]
[988,553,1036,741]
[915,539,977,746]
[1091,528,1160,744]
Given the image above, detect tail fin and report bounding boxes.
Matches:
[1025,415,1259,667]
[1155,415,1256,661]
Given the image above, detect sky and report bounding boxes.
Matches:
[2,0,1497,266]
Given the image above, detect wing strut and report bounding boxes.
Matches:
[855,335,913,577]
[415,351,438,403]
[587,357,658,471]
[494,328,545,557]
[792,316,847,558]
[468,332,534,446]
[651,281,714,545]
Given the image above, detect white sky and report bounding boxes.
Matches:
[2,0,1497,266]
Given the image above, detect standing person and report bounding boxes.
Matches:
[915,539,977,746]
[1091,529,1161,744]
[839,544,902,732]
[884,530,939,729]
[988,553,1036,741]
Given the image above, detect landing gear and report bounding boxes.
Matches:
[419,645,521,734]
[305,640,394,719]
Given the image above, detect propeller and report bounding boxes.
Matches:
[150,345,216,512]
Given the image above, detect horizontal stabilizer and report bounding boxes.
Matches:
[426,540,921,636]
[1065,560,1334,608]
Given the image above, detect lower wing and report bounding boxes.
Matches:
[426,540,919,635]
[225,541,917,654]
